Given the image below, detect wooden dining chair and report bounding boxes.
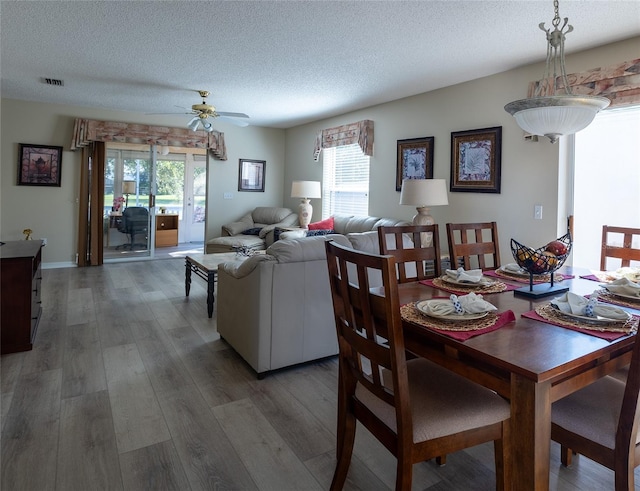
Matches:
[600,225,640,271]
[551,332,640,490]
[324,240,511,491]
[377,224,442,282]
[446,221,501,271]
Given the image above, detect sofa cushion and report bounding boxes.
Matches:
[206,235,266,254]
[308,216,334,230]
[242,227,263,235]
[267,234,351,263]
[252,207,295,225]
[222,213,254,236]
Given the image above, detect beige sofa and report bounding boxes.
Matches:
[216,215,409,377]
[206,206,298,254]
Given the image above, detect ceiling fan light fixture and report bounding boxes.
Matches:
[504,0,609,143]
[187,117,200,132]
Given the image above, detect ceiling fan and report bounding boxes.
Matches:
[156,90,250,131]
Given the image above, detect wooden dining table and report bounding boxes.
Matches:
[396,267,639,490]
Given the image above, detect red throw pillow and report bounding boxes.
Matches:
[308,216,334,230]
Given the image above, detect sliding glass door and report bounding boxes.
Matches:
[103,144,207,262]
[104,143,155,261]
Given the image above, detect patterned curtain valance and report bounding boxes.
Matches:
[70,118,227,160]
[527,58,640,108]
[313,119,374,161]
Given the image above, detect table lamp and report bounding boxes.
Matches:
[122,180,136,209]
[291,180,321,228]
[399,178,448,246]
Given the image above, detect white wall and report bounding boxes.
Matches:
[0,100,285,266]
[2,36,636,267]
[283,37,639,265]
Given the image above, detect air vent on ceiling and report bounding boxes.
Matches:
[41,77,64,87]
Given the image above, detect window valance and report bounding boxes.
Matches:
[527,58,640,108]
[313,119,374,161]
[70,118,227,160]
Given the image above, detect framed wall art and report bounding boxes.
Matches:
[450,126,502,193]
[395,137,434,191]
[238,159,265,192]
[17,143,63,187]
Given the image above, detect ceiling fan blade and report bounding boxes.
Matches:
[218,116,250,127]
[217,112,249,119]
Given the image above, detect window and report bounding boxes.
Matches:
[322,143,370,218]
[571,105,640,270]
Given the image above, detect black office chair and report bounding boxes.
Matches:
[116,207,149,250]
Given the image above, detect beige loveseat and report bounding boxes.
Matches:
[206,206,298,254]
[216,215,409,377]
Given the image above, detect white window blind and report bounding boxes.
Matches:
[322,143,370,218]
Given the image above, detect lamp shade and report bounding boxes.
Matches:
[122,180,136,195]
[291,180,321,199]
[505,95,609,143]
[399,179,448,207]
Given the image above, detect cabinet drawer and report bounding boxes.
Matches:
[156,229,178,247]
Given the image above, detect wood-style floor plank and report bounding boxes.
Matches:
[213,397,323,491]
[103,343,171,453]
[157,384,258,490]
[56,390,123,490]
[119,440,190,491]
[61,322,107,398]
[1,369,62,491]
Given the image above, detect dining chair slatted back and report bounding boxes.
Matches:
[446,222,501,271]
[551,331,640,490]
[600,225,640,271]
[325,240,511,491]
[377,224,442,283]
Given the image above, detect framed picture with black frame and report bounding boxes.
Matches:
[450,126,502,193]
[17,143,63,187]
[395,137,435,191]
[238,159,266,192]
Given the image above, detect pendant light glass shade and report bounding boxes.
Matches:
[504,0,609,143]
[506,95,610,143]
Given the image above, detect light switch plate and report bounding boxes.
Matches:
[223,192,233,199]
[534,205,543,220]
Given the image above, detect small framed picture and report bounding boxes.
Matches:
[396,137,434,191]
[450,127,502,193]
[238,159,265,192]
[17,143,63,187]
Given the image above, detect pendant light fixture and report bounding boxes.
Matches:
[504,0,610,143]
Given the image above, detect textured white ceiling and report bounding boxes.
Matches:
[1,1,639,129]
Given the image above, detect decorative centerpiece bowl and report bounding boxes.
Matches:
[510,232,572,298]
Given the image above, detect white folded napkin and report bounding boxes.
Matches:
[503,263,527,273]
[605,278,640,298]
[607,267,640,282]
[423,293,497,316]
[551,292,629,320]
[445,267,484,283]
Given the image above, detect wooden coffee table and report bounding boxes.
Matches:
[184,252,240,318]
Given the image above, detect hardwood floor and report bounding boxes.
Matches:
[2,257,638,490]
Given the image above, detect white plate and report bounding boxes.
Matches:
[550,304,631,325]
[496,266,544,278]
[603,289,640,302]
[440,275,495,287]
[415,299,489,321]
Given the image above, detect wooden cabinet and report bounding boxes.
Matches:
[1,240,43,354]
[156,214,179,247]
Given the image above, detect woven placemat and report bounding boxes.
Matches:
[492,269,566,284]
[401,303,499,332]
[431,277,508,294]
[595,289,640,310]
[534,303,637,334]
